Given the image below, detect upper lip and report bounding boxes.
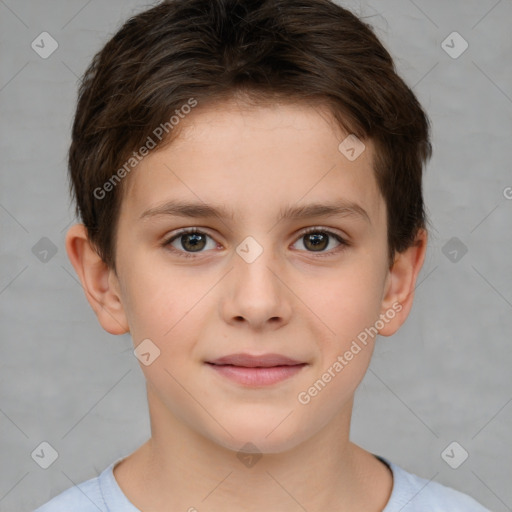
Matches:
[207,353,305,367]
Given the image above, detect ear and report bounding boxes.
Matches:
[65,223,129,335]
[377,228,428,336]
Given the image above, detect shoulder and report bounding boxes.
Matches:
[32,472,106,512]
[378,456,491,512]
[33,456,140,512]
[32,457,130,512]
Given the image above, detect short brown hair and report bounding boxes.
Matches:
[68,0,431,273]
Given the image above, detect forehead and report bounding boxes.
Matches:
[121,99,384,225]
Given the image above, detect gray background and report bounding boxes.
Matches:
[1,0,511,511]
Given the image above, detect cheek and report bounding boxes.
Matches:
[311,259,386,340]
[121,263,221,372]
[294,266,383,418]
[119,262,193,342]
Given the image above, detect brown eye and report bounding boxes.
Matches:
[179,232,207,252]
[292,228,348,255]
[164,229,217,257]
[303,232,329,251]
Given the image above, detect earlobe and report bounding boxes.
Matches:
[65,223,130,335]
[378,229,428,337]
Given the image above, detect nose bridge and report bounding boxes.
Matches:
[222,233,292,327]
[234,233,281,300]
[236,241,278,290]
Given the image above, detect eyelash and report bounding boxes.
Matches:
[162,227,349,259]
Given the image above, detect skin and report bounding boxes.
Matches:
[66,98,427,512]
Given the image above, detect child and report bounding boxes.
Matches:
[34,0,491,510]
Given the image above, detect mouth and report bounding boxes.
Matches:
[205,353,308,386]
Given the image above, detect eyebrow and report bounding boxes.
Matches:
[139,199,371,225]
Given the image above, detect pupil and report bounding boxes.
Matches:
[306,233,327,251]
[183,233,205,252]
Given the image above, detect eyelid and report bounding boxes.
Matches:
[298,225,348,240]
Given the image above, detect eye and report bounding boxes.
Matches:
[163,228,218,258]
[162,226,349,259]
[291,227,348,256]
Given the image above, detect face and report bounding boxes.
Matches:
[107,100,399,453]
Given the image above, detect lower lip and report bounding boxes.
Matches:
[206,363,307,386]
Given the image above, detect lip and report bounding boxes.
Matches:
[205,353,307,386]
[207,353,305,367]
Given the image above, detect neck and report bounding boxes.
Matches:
[114,385,392,512]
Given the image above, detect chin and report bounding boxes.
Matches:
[201,414,311,456]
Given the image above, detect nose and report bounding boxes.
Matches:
[220,240,293,331]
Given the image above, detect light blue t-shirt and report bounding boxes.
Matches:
[33,454,491,511]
